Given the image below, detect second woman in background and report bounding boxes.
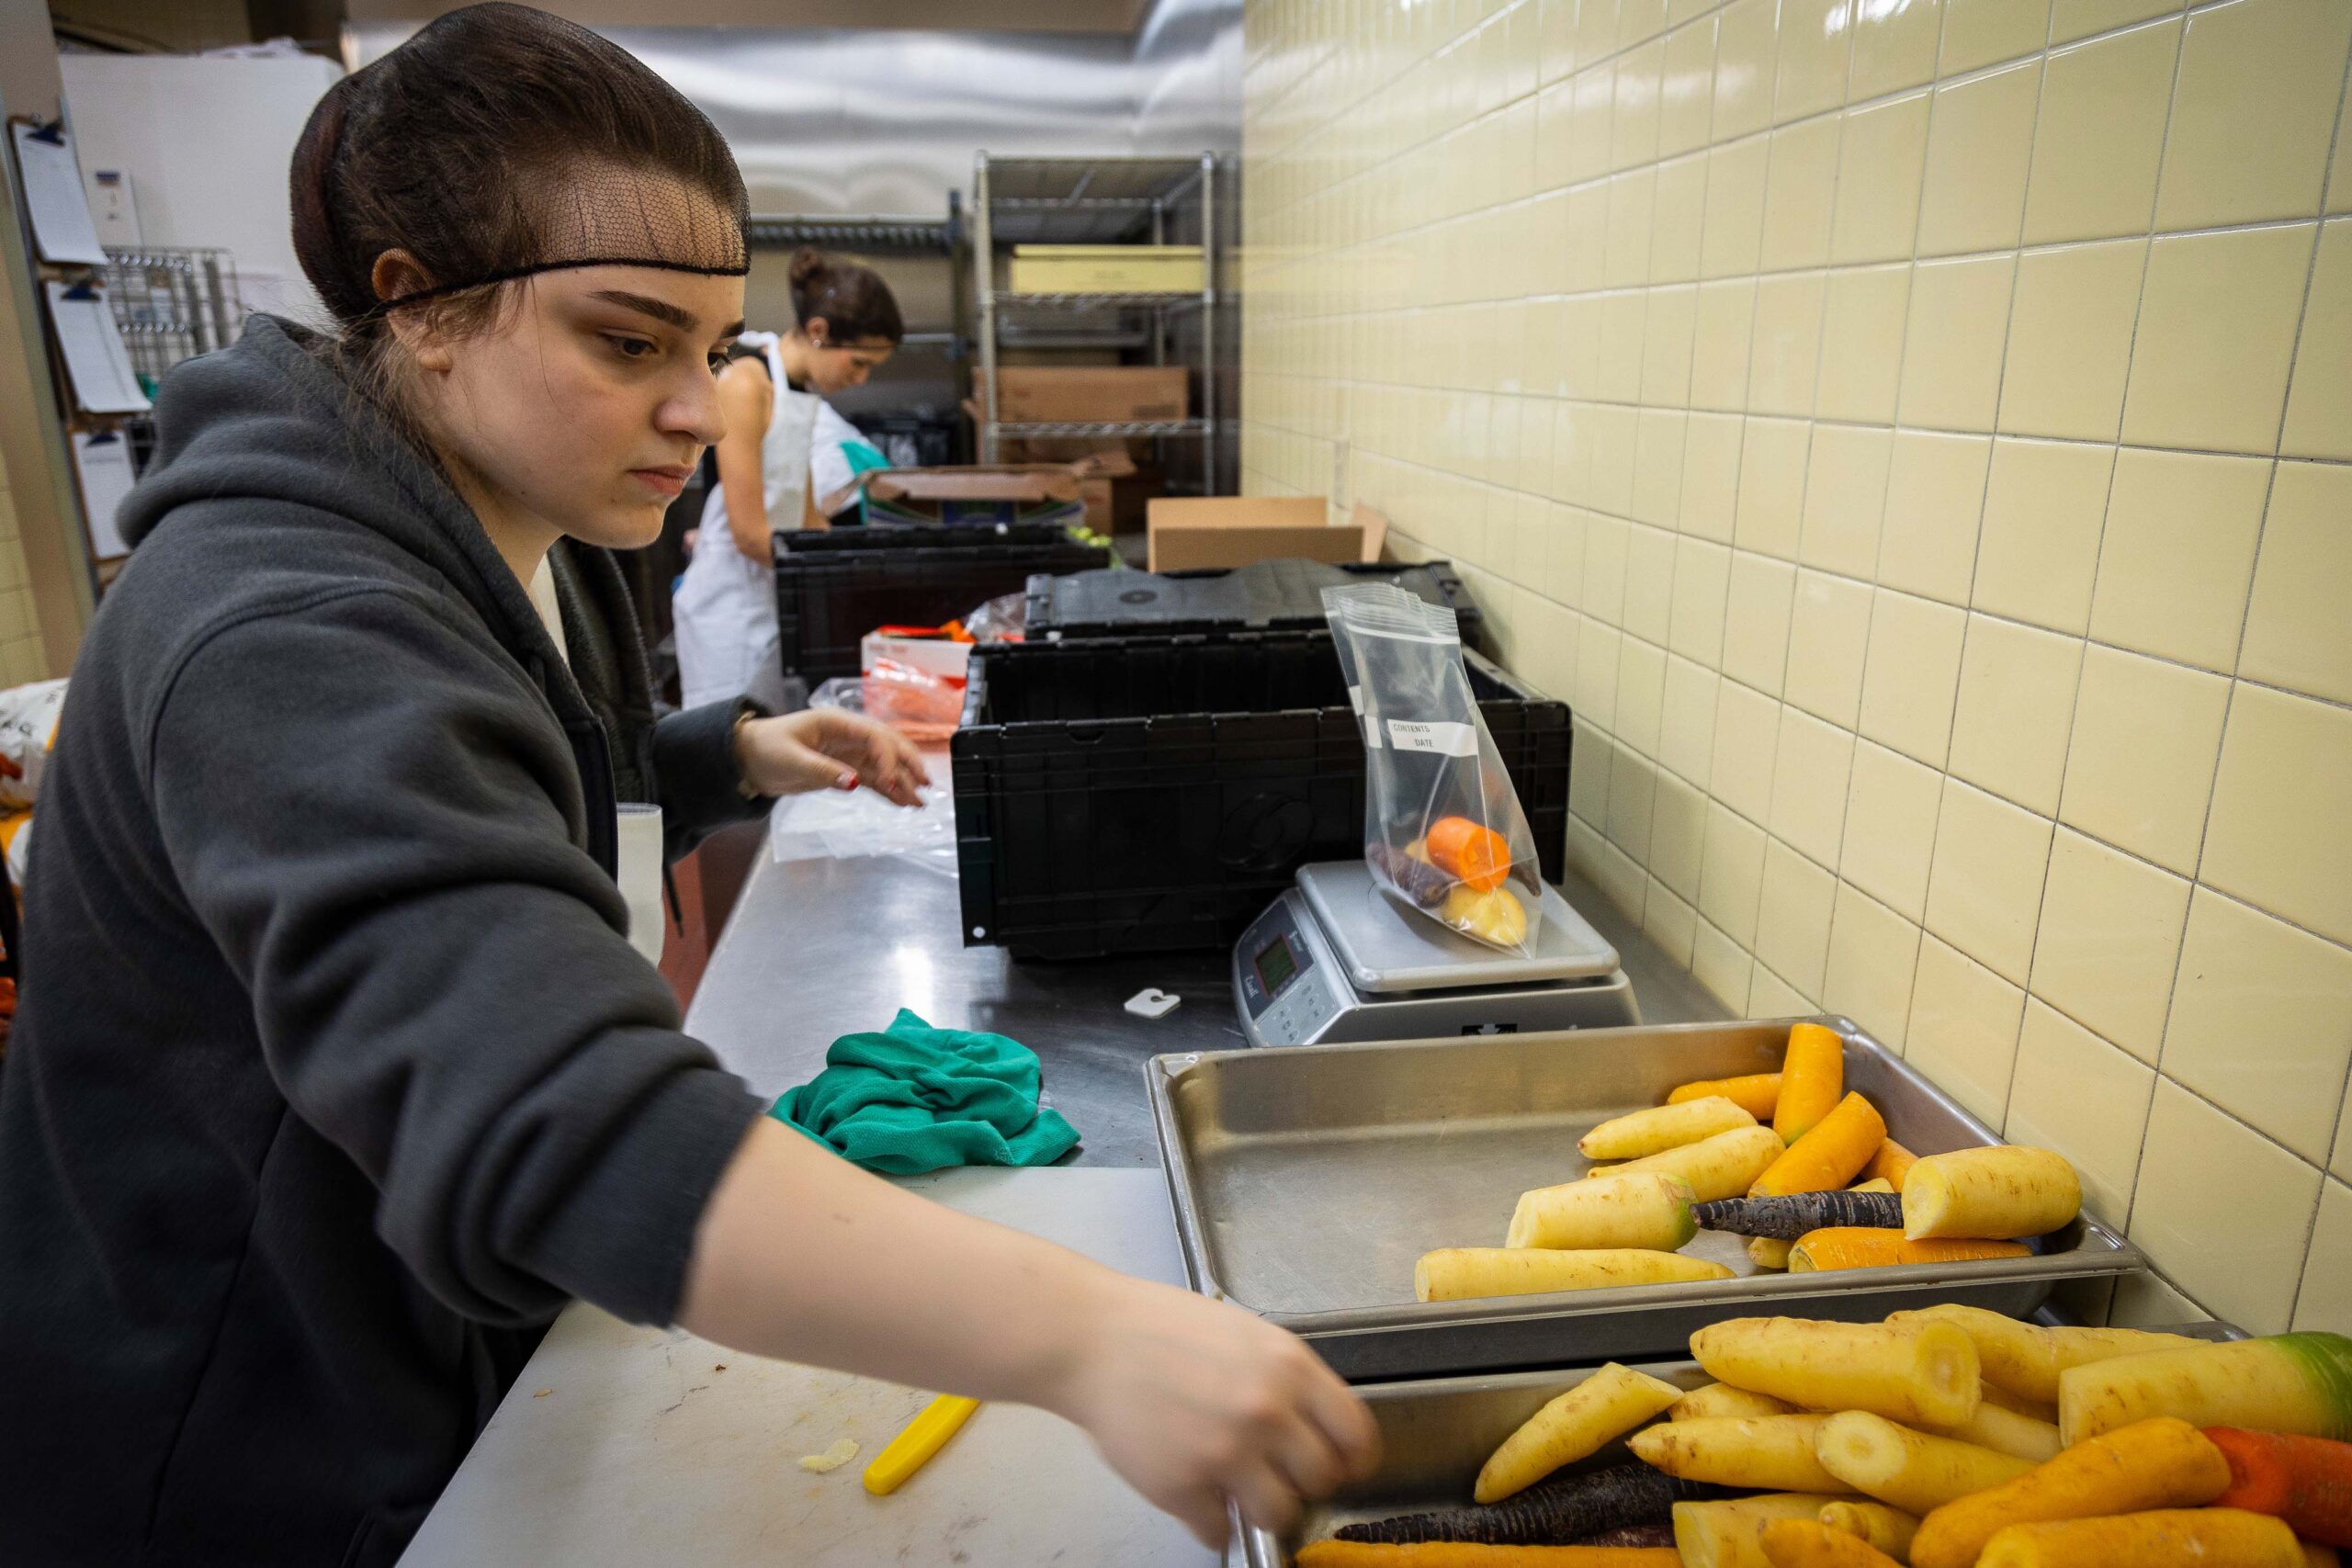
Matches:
[673,247,899,708]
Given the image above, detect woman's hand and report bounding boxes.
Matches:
[1045,1272,1382,1548]
[734,708,930,805]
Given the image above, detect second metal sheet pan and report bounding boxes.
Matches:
[1150,1018,2145,1379]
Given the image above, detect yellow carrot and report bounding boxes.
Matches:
[1474,1363,1687,1503]
[1862,1139,1917,1192]
[1675,1494,1851,1568]
[1815,1499,1917,1561]
[1629,1414,1845,1492]
[1788,1228,2030,1272]
[1848,1179,1896,1194]
[1758,1517,1906,1567]
[1973,1507,2301,1568]
[1671,1382,1800,1422]
[1775,1023,1845,1144]
[1749,1235,1793,1270]
[1814,1411,2034,1516]
[1907,1416,2233,1568]
[1690,1316,1981,1430]
[1671,1072,1783,1121]
[1902,1146,2081,1240]
[1752,1093,1887,1196]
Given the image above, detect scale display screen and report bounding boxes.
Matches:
[1253,934,1299,996]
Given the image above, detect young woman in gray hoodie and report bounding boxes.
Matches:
[0,8,1374,1564]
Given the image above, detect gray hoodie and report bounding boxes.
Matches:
[0,317,767,1565]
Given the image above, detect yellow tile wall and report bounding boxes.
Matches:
[1240,0,2352,1330]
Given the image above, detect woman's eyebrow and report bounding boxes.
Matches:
[588,288,698,331]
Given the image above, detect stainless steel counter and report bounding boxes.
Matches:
[401,829,1729,1563]
[690,847,1730,1164]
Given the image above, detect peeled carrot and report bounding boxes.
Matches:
[1788,1228,2030,1272]
[1426,816,1511,892]
[1975,1507,2302,1568]
[1670,1073,1783,1121]
[1751,1093,1887,1197]
[1908,1416,2233,1568]
[1295,1544,1682,1566]
[1862,1139,1917,1191]
[1774,1023,1845,1144]
[1758,1518,1905,1567]
[2207,1427,2352,1548]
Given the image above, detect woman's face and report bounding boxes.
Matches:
[802,324,894,397]
[406,265,747,552]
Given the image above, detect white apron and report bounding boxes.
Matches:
[674,333,821,711]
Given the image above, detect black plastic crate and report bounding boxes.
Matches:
[773,527,1111,682]
[951,631,1571,960]
[1024,558,1487,653]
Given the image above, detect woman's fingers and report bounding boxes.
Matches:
[1224,1454,1306,1537]
[1161,1485,1233,1551]
[1303,1364,1383,1483]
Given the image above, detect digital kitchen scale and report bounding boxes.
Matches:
[1233,861,1640,1047]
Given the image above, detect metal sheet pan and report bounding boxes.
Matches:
[1241,1323,2238,1568]
[1242,1359,1701,1568]
[1148,1017,2146,1380]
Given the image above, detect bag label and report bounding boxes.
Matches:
[1385,719,1478,757]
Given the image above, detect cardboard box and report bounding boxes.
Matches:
[1009,244,1204,294]
[1145,496,1391,572]
[990,367,1190,426]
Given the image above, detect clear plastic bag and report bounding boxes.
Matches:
[811,657,965,743]
[1321,583,1542,955]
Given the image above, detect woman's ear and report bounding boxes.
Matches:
[372,249,455,372]
[803,315,830,350]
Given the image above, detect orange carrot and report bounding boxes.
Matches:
[1426,816,1511,892]
[1775,1022,1845,1143]
[1668,1072,1782,1121]
[1751,1091,1886,1196]
[1862,1137,1917,1191]
[1788,1227,2030,1272]
[2207,1427,2352,1548]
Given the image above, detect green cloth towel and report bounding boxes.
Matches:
[770,1009,1080,1175]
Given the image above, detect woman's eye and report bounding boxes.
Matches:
[605,335,657,361]
[707,353,729,374]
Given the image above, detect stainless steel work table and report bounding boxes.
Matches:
[401,836,1729,1565]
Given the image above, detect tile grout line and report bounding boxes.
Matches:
[2254,36,2352,1328]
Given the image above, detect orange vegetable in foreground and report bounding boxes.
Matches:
[1426,816,1511,892]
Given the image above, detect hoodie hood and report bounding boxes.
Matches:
[122,315,552,682]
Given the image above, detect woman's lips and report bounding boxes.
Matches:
[630,467,692,498]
